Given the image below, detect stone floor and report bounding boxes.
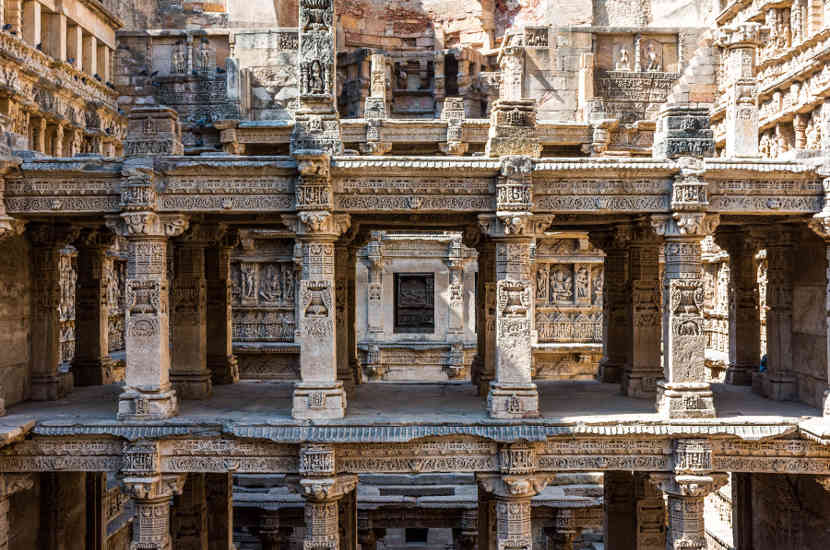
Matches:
[2,380,820,431]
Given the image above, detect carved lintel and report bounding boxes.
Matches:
[672,439,713,475]
[299,445,336,476]
[499,443,538,475]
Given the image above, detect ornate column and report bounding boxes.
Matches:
[72,228,117,386]
[715,227,762,386]
[361,53,391,155]
[205,474,234,550]
[552,508,577,550]
[651,166,719,418]
[477,443,553,550]
[808,211,830,416]
[603,471,635,550]
[171,224,221,400]
[292,445,358,550]
[634,472,666,550]
[717,24,764,158]
[365,231,384,340]
[107,206,189,420]
[28,223,80,401]
[287,153,351,419]
[440,97,469,156]
[650,440,728,550]
[40,472,88,550]
[468,227,494,395]
[446,238,466,379]
[335,242,356,390]
[480,156,553,418]
[453,509,477,550]
[0,473,35,550]
[589,225,631,384]
[625,221,662,397]
[291,0,341,154]
[761,227,796,399]
[258,508,280,550]
[172,473,208,550]
[205,229,239,385]
[121,443,186,550]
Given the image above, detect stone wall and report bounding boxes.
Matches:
[0,235,30,408]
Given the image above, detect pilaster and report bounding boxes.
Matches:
[626,221,662,397]
[760,227,796,400]
[205,229,240,385]
[361,53,391,156]
[72,229,117,386]
[650,439,727,550]
[171,224,223,400]
[715,227,762,386]
[365,231,384,340]
[588,224,632,385]
[206,473,234,550]
[634,472,666,550]
[171,473,208,550]
[107,208,189,420]
[292,445,358,550]
[480,157,552,418]
[335,242,357,390]
[27,223,80,401]
[717,24,765,158]
[0,474,35,550]
[286,153,351,419]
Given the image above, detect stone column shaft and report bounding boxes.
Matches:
[335,245,356,390]
[651,473,727,550]
[717,228,761,386]
[473,240,496,396]
[762,229,795,399]
[171,236,211,399]
[205,234,239,385]
[206,473,234,550]
[634,472,666,550]
[809,213,830,415]
[719,24,763,158]
[477,471,554,550]
[626,227,661,397]
[365,233,383,339]
[258,509,280,550]
[604,471,635,550]
[28,224,79,400]
[172,473,208,550]
[0,474,35,550]
[73,230,116,386]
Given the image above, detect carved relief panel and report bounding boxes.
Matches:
[58,247,78,366]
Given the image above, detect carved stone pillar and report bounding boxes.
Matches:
[476,472,553,550]
[761,227,795,399]
[634,472,666,550]
[289,153,350,419]
[339,481,358,550]
[440,97,469,156]
[360,53,391,155]
[70,229,117,386]
[808,212,830,416]
[626,222,662,397]
[0,474,35,550]
[171,224,217,399]
[365,231,384,340]
[481,156,552,418]
[122,474,186,550]
[40,472,88,550]
[603,471,635,550]
[715,227,761,386]
[471,237,496,396]
[652,206,719,418]
[206,229,239,385]
[717,24,764,158]
[335,243,356,391]
[107,211,189,420]
[28,223,80,400]
[454,509,477,550]
[589,225,631,384]
[258,508,280,550]
[205,474,234,550]
[291,0,342,154]
[172,473,208,550]
[293,446,358,550]
[86,472,107,550]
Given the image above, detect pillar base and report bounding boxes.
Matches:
[724,365,754,386]
[207,355,239,385]
[171,372,213,400]
[487,383,539,419]
[598,360,624,383]
[755,371,796,401]
[31,371,73,401]
[623,369,661,398]
[72,357,117,386]
[656,381,715,419]
[117,387,179,421]
[292,382,347,420]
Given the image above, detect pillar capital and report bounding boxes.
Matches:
[0,473,34,498]
[294,474,358,503]
[649,472,728,498]
[650,212,719,239]
[478,213,553,239]
[476,472,554,499]
[122,473,187,501]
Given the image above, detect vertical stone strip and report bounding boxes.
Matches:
[335,244,356,390]
[28,223,80,400]
[108,211,189,420]
[481,156,552,418]
[206,473,234,550]
[808,211,830,415]
[0,474,35,550]
[717,24,763,158]
[553,508,577,550]
[470,236,495,396]
[603,471,635,550]
[172,473,208,550]
[258,509,280,550]
[626,222,662,397]
[205,229,240,385]
[171,224,220,400]
[86,472,107,550]
[589,226,632,385]
[292,0,342,154]
[73,229,117,386]
[634,472,666,550]
[365,231,384,340]
[716,227,761,386]
[761,228,795,399]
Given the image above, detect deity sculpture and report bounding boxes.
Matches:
[645,43,660,71]
[615,46,631,71]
